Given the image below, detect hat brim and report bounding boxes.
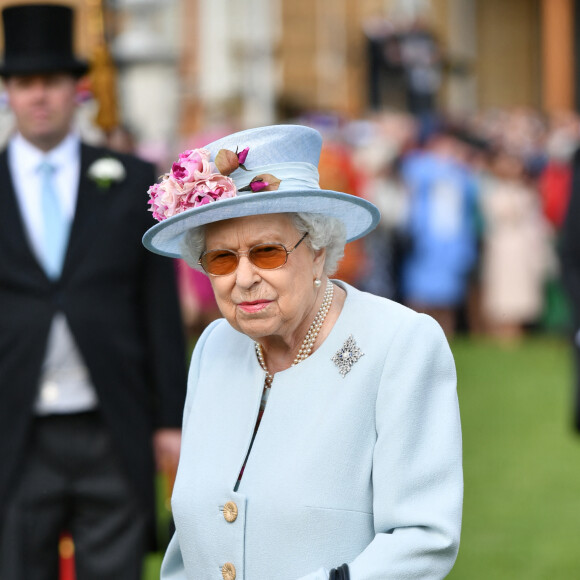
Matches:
[142,189,381,259]
[0,57,89,78]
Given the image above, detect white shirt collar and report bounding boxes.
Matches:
[10,132,81,173]
[8,132,82,254]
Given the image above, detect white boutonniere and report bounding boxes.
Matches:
[88,157,126,189]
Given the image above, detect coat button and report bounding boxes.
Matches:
[222,562,236,580]
[223,501,238,523]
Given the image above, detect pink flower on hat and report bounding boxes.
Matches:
[148,148,237,221]
[237,147,249,165]
[186,174,237,207]
[148,144,282,222]
[171,148,213,183]
[148,180,183,221]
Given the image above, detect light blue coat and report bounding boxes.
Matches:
[162,282,463,579]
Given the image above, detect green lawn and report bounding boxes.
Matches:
[448,335,580,579]
[144,335,580,579]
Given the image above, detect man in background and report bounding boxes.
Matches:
[0,4,187,579]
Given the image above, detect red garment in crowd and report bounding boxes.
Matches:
[539,162,572,229]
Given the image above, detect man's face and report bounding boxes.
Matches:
[4,73,79,151]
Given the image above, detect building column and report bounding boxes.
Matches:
[541,0,574,112]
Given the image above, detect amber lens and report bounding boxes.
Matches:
[248,244,288,269]
[201,250,239,275]
[201,244,288,275]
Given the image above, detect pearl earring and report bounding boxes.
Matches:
[314,278,322,288]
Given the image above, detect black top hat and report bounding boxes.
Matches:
[0,3,89,77]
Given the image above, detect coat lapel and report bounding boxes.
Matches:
[0,149,48,280]
[1,144,122,283]
[60,145,110,278]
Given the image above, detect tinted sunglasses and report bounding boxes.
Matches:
[198,232,309,276]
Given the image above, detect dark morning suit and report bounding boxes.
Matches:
[0,143,187,577]
[560,147,580,431]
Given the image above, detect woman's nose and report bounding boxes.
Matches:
[235,255,260,288]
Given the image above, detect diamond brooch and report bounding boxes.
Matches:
[332,335,364,377]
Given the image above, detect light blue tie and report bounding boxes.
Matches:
[39,161,70,279]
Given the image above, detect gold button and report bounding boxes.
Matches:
[222,562,236,580]
[223,501,238,523]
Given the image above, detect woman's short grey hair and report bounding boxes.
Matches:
[180,212,347,276]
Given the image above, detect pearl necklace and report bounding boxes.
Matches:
[255,279,334,388]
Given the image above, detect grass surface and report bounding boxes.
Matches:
[144,335,580,579]
[448,335,580,579]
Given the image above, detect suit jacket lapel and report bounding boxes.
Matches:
[2,144,121,283]
[0,149,49,280]
[61,145,110,279]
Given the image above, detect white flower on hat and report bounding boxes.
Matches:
[88,157,126,189]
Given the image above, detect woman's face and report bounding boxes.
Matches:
[204,214,326,346]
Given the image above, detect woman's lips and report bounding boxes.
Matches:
[238,300,271,313]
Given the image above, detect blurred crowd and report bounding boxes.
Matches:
[172,107,579,343]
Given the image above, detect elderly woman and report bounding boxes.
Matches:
[143,125,462,580]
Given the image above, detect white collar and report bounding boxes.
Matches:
[10,132,81,173]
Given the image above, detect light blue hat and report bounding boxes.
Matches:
[142,124,380,258]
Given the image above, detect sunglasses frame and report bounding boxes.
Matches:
[198,232,309,276]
